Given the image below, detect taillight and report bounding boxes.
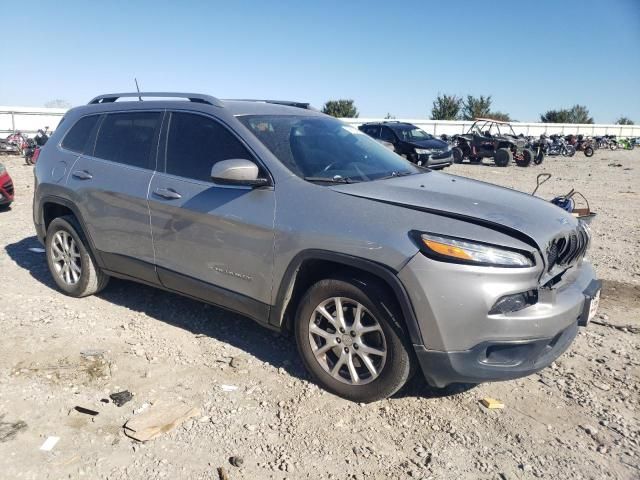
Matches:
[32,147,41,164]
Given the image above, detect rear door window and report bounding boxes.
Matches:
[94,112,162,169]
[380,126,396,143]
[165,112,254,182]
[61,115,100,154]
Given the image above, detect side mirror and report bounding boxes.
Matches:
[210,159,269,187]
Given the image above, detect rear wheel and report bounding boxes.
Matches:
[563,145,576,157]
[494,148,512,167]
[45,216,109,297]
[295,277,413,403]
[584,146,594,157]
[452,147,463,164]
[609,142,618,151]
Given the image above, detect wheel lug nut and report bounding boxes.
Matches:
[336,337,341,343]
[339,328,345,333]
[353,344,359,349]
[350,331,356,337]
[344,347,349,353]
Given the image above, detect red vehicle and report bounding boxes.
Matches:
[0,162,14,209]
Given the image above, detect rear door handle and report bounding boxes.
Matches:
[153,187,182,200]
[72,170,93,180]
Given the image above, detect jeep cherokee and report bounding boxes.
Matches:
[33,92,600,402]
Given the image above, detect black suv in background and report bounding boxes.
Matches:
[359,121,452,169]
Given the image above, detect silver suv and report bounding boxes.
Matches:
[33,92,600,402]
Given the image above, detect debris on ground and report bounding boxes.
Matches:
[230,455,244,467]
[0,415,27,443]
[39,436,60,451]
[109,390,133,407]
[27,247,45,253]
[220,385,238,392]
[80,349,105,358]
[480,398,505,409]
[123,401,200,442]
[217,466,230,480]
[73,406,99,416]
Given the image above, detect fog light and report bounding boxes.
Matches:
[489,291,538,315]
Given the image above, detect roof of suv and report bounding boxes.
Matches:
[83,92,322,117]
[361,121,417,130]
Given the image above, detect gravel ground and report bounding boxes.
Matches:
[0,150,638,480]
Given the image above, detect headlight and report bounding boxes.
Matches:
[414,148,432,155]
[418,233,534,267]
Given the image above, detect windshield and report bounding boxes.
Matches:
[238,115,421,182]
[396,127,433,142]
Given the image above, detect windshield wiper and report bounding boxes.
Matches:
[304,176,357,184]
[376,171,415,181]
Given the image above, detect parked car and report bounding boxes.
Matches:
[33,92,600,402]
[358,121,452,169]
[452,118,535,167]
[0,162,14,209]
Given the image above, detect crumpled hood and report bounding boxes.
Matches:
[408,138,449,150]
[330,171,579,251]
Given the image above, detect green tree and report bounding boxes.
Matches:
[540,105,593,124]
[567,104,593,124]
[540,109,572,123]
[615,116,635,125]
[461,95,492,120]
[430,94,462,120]
[321,99,359,118]
[486,111,512,122]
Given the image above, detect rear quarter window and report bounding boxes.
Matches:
[61,115,101,154]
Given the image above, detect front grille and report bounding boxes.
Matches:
[546,223,590,271]
[2,180,13,196]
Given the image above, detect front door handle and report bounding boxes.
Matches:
[153,187,182,200]
[72,170,93,180]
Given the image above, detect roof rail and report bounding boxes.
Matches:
[227,99,313,110]
[88,92,224,107]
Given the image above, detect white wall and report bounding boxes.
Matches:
[1,106,638,138]
[0,106,66,137]
[341,118,640,137]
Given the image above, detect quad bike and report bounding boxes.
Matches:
[452,118,535,167]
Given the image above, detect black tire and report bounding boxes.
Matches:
[294,276,413,403]
[516,148,533,167]
[494,148,512,167]
[469,156,482,164]
[534,150,544,165]
[609,142,618,151]
[452,147,463,164]
[564,145,576,157]
[584,146,594,157]
[45,215,109,297]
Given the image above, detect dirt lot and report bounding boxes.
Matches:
[0,150,638,480]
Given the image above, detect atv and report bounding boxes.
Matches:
[452,118,535,167]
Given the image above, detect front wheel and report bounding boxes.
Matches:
[452,147,464,164]
[494,147,512,167]
[584,146,594,157]
[516,148,534,167]
[609,142,618,151]
[563,145,576,157]
[295,277,413,403]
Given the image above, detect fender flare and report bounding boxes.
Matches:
[38,194,105,268]
[268,249,424,345]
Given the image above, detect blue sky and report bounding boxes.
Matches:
[1,0,638,122]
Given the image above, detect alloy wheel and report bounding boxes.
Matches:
[50,230,82,285]
[308,297,387,385]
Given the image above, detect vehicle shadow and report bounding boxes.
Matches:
[6,235,467,401]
